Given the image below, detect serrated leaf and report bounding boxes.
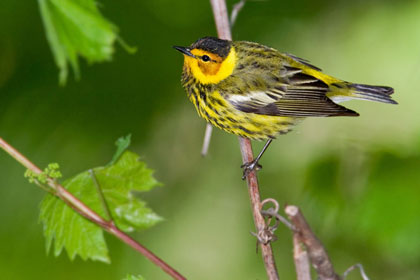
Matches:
[94,151,162,232]
[40,172,110,263]
[123,275,145,280]
[38,0,120,85]
[39,150,161,263]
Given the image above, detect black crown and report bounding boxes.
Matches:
[191,37,231,58]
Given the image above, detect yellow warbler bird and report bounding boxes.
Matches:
[174,37,396,178]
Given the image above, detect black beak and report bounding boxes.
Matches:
[173,46,195,58]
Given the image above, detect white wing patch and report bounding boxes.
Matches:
[329,96,352,104]
[228,91,279,106]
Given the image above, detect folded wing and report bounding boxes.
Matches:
[228,64,359,117]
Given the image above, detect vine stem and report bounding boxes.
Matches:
[209,1,279,279]
[239,138,279,279]
[0,137,186,280]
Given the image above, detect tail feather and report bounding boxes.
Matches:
[350,84,397,104]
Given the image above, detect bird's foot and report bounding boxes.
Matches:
[241,160,262,180]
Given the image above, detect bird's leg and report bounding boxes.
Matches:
[241,139,273,180]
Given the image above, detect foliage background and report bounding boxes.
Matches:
[0,0,419,279]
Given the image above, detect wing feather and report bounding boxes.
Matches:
[285,53,322,71]
[228,62,359,117]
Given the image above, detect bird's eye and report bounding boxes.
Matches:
[201,55,210,62]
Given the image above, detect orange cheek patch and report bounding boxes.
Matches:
[184,47,237,84]
[198,61,222,75]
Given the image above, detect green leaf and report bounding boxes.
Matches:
[40,174,110,262]
[95,151,162,231]
[122,275,145,280]
[38,0,128,85]
[39,149,161,263]
[109,134,131,166]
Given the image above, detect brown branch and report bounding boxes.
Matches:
[0,137,186,280]
[293,234,311,280]
[240,137,279,280]
[202,0,248,157]
[209,1,279,278]
[239,144,280,276]
[285,205,340,280]
[210,0,232,40]
[201,0,234,157]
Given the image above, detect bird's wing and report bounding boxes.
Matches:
[227,65,359,117]
[284,53,322,71]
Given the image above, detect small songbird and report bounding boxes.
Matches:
[174,37,396,178]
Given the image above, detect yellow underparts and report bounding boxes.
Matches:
[190,90,298,140]
[184,47,237,85]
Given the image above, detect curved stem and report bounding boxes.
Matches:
[0,137,186,280]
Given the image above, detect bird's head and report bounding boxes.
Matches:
[174,37,237,84]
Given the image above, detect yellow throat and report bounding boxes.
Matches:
[184,47,237,85]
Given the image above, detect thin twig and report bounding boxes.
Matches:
[0,137,186,280]
[202,0,247,157]
[239,138,279,280]
[230,0,246,27]
[210,0,232,40]
[261,198,295,231]
[261,198,280,212]
[209,1,279,278]
[201,124,213,156]
[285,205,340,280]
[202,0,238,157]
[89,169,113,222]
[254,203,294,246]
[343,264,370,280]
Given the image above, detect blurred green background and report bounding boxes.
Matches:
[1,0,419,279]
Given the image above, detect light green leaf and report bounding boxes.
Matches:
[39,172,110,262]
[38,0,126,85]
[95,151,162,231]
[109,134,132,166]
[39,150,161,262]
[123,275,145,280]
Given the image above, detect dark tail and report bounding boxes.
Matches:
[350,84,397,104]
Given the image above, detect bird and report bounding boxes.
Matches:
[174,37,396,178]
